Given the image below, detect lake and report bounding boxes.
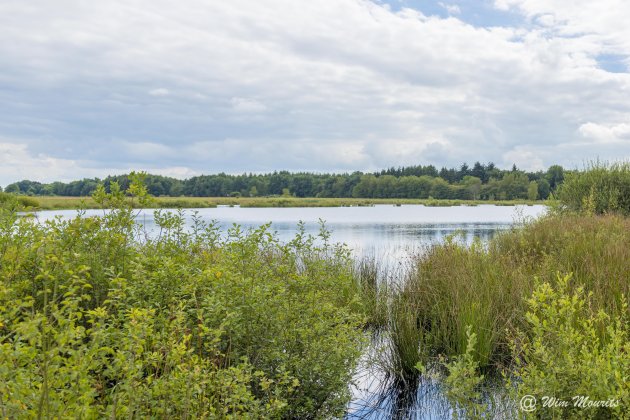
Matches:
[33,204,546,258]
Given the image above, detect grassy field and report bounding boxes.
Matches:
[32,195,542,210]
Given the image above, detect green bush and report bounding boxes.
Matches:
[509,274,629,419]
[442,326,486,419]
[0,191,40,210]
[17,195,40,209]
[433,275,629,419]
[559,161,630,215]
[0,180,365,418]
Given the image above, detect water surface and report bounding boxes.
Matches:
[34,204,545,257]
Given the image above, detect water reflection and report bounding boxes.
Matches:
[33,204,545,259]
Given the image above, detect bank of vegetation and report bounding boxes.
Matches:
[360,162,629,418]
[0,178,366,418]
[31,196,540,211]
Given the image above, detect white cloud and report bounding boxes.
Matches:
[140,166,202,179]
[230,97,268,113]
[0,141,206,186]
[0,0,629,182]
[0,142,101,185]
[439,2,461,15]
[149,88,170,96]
[579,121,630,144]
[492,0,630,55]
[502,147,545,171]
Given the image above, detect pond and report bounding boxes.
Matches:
[33,204,546,418]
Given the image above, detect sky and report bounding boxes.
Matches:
[1,0,630,185]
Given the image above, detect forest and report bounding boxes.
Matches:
[3,162,565,201]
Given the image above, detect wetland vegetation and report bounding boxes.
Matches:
[0,163,628,418]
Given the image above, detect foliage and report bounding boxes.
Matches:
[509,274,629,419]
[0,179,366,418]
[0,191,40,210]
[4,162,560,201]
[443,326,486,419]
[527,181,538,201]
[559,160,630,215]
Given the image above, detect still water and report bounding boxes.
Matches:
[35,204,545,257]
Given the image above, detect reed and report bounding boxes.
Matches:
[382,213,630,376]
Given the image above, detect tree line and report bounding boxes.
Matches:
[2,162,566,200]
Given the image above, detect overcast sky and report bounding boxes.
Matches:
[1,0,630,185]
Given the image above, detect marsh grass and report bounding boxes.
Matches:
[379,212,630,381]
[354,255,389,329]
[353,211,630,419]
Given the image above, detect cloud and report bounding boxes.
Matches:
[149,88,170,97]
[0,0,629,182]
[0,140,203,186]
[230,97,268,113]
[492,0,630,56]
[579,121,630,144]
[438,2,461,15]
[0,141,101,185]
[502,147,545,171]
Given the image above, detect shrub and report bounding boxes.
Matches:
[509,274,629,419]
[17,195,40,209]
[0,180,365,418]
[442,326,486,418]
[559,161,630,215]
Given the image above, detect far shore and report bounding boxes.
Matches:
[29,195,546,210]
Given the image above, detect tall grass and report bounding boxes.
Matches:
[383,213,630,375]
[353,255,389,329]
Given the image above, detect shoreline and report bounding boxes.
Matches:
[30,195,547,210]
